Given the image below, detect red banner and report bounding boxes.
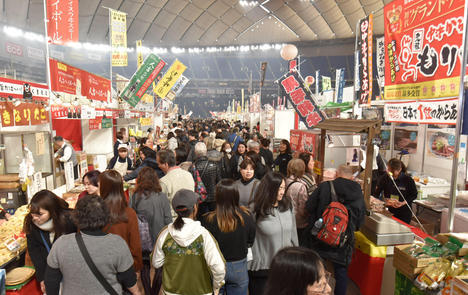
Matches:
[290,130,317,156]
[82,72,111,102]
[89,118,102,130]
[0,77,49,101]
[0,102,48,127]
[384,0,465,100]
[47,0,79,44]
[51,105,80,119]
[49,59,81,95]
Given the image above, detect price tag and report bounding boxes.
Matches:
[4,237,20,252]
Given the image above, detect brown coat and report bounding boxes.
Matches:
[105,207,143,271]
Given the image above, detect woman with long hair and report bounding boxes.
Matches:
[99,170,143,273]
[131,167,172,294]
[23,190,76,294]
[152,189,225,295]
[273,139,293,176]
[248,172,298,295]
[203,179,256,295]
[230,142,247,179]
[285,159,311,246]
[298,152,317,193]
[375,158,417,224]
[234,158,260,207]
[263,247,331,295]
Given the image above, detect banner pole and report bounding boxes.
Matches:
[43,0,57,188]
[108,8,113,100]
[448,0,468,232]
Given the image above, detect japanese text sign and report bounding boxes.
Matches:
[0,102,48,127]
[47,0,79,44]
[173,75,190,96]
[376,36,385,88]
[82,72,111,102]
[358,14,373,105]
[384,98,458,124]
[384,0,464,100]
[290,130,317,155]
[110,9,127,67]
[279,71,325,129]
[154,60,187,99]
[49,59,81,95]
[51,105,80,119]
[0,77,49,101]
[121,53,166,107]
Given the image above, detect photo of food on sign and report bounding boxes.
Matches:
[394,128,418,154]
[427,131,456,159]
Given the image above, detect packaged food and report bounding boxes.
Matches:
[415,258,451,290]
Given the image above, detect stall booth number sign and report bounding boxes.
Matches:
[120,54,166,107]
[384,97,458,124]
[383,0,465,100]
[279,71,325,129]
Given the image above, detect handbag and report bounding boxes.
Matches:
[75,232,119,295]
[131,196,154,252]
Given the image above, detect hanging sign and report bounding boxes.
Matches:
[290,130,317,155]
[154,59,187,98]
[110,9,127,67]
[82,72,111,102]
[322,76,331,91]
[335,68,345,103]
[384,0,465,100]
[121,53,166,107]
[49,59,81,95]
[0,102,14,127]
[384,97,458,124]
[173,75,190,96]
[376,36,385,88]
[315,70,321,95]
[0,77,49,101]
[358,14,373,105]
[136,40,143,69]
[139,117,152,126]
[51,105,80,119]
[80,105,96,119]
[47,0,79,44]
[279,71,325,129]
[101,118,112,128]
[0,102,48,127]
[260,62,267,87]
[89,118,102,130]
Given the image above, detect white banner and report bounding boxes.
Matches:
[376,37,385,88]
[384,98,458,124]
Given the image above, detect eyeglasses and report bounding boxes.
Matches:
[308,271,332,295]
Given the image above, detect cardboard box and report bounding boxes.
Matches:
[451,276,468,295]
[393,244,438,279]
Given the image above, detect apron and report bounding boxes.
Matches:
[114,159,128,177]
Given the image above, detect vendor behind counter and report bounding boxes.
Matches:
[375,158,418,224]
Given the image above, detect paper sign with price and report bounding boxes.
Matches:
[384,98,458,124]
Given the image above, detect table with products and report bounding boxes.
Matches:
[0,206,29,270]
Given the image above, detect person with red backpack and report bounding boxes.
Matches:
[305,165,366,295]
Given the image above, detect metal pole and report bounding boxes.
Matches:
[420,124,427,174]
[43,0,57,188]
[108,8,113,89]
[448,0,468,232]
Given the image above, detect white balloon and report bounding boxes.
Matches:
[280,44,298,61]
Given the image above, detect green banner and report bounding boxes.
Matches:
[120,53,166,107]
[102,118,112,128]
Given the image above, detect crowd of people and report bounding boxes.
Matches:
[24,119,415,295]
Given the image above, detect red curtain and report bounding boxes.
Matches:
[52,119,82,151]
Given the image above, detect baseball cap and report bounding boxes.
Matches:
[117,144,128,151]
[172,189,199,214]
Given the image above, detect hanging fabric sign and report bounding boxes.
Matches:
[82,72,111,102]
[315,70,321,95]
[0,77,49,101]
[322,76,331,91]
[89,118,102,130]
[376,37,385,88]
[136,40,143,69]
[279,71,325,129]
[47,0,79,44]
[110,9,127,67]
[49,59,81,95]
[384,98,458,124]
[0,102,48,127]
[173,75,190,96]
[154,59,187,99]
[384,0,465,100]
[260,62,267,87]
[335,68,345,103]
[358,14,373,105]
[121,53,166,107]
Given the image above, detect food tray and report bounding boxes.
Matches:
[361,226,414,246]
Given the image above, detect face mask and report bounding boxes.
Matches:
[225,148,232,153]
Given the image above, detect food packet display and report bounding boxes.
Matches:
[437,258,468,295]
[415,258,451,290]
[403,243,432,259]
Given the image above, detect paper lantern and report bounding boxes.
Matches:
[305,76,315,85]
[280,44,298,61]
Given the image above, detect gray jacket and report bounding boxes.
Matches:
[130,191,173,243]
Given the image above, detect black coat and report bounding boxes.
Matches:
[305,178,366,266]
[259,147,274,168]
[123,157,164,181]
[219,154,232,179]
[274,153,292,176]
[194,156,221,203]
[26,212,76,282]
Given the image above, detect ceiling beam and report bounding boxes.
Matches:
[142,0,171,41]
[160,1,191,42]
[178,0,217,42]
[126,0,147,38]
[87,0,104,35]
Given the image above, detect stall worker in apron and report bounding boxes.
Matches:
[374,158,418,224]
[53,136,79,180]
[107,144,133,177]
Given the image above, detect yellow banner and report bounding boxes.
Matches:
[141,93,153,104]
[154,60,187,98]
[136,40,143,69]
[384,77,460,100]
[110,9,127,67]
[139,117,152,126]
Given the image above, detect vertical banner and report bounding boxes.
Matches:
[335,68,345,103]
[315,70,321,95]
[241,88,245,112]
[154,59,187,98]
[383,0,464,100]
[172,75,190,96]
[279,71,325,129]
[110,9,127,67]
[47,0,79,44]
[260,62,267,87]
[136,40,143,69]
[322,76,331,91]
[120,53,166,107]
[358,14,373,105]
[289,58,298,72]
[376,36,385,88]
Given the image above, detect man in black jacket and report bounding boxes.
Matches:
[259,138,274,168]
[305,165,366,295]
[192,142,221,216]
[186,129,199,162]
[124,146,164,181]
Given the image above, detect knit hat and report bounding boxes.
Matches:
[172,189,199,214]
